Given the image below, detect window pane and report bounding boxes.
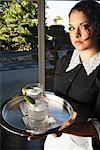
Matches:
[0,0,38,101]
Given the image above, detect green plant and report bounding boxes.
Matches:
[0,0,38,51]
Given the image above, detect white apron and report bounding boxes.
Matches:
[44,133,93,150]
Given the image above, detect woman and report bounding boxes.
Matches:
[44,1,100,150]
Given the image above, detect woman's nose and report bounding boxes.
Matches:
[75,28,81,38]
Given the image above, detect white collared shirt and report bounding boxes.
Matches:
[66,49,100,75]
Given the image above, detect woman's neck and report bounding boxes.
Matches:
[78,48,99,63]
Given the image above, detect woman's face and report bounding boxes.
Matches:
[69,10,96,51]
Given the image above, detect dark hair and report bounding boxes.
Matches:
[69,0,100,47]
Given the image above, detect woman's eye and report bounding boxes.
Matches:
[81,24,89,30]
[69,27,74,31]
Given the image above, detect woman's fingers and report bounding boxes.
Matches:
[27,135,40,141]
[27,133,47,141]
[58,111,77,131]
[27,135,44,141]
[27,136,34,141]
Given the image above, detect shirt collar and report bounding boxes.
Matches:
[66,49,100,75]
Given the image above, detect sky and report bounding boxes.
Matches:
[46,1,79,31]
[46,1,100,32]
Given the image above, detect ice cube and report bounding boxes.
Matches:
[28,103,35,110]
[34,104,45,112]
[48,116,56,124]
[26,88,40,96]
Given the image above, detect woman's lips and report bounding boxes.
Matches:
[75,41,83,45]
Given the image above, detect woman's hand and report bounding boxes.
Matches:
[52,111,77,137]
[27,134,46,141]
[59,111,77,131]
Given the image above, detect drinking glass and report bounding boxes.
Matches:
[25,83,48,134]
[27,95,48,134]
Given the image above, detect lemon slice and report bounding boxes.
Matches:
[23,96,36,105]
[22,87,30,95]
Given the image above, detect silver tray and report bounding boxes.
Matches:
[0,92,73,137]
